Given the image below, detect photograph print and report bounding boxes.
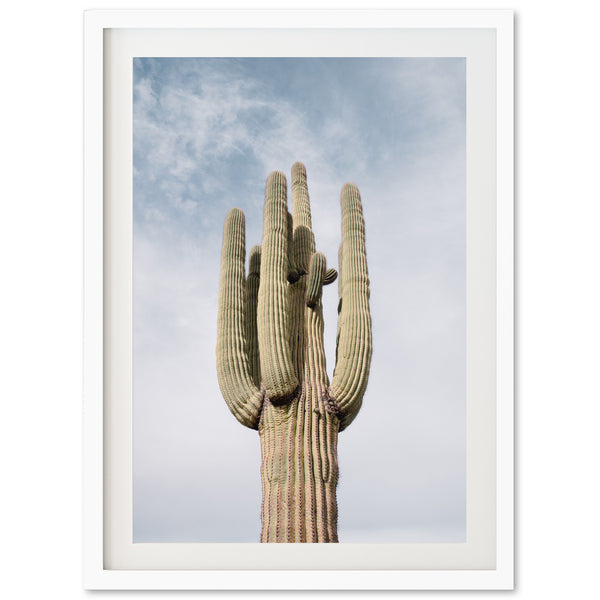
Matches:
[132,57,466,543]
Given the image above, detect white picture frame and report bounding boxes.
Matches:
[84,8,513,590]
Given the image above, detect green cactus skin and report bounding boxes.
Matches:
[216,162,372,542]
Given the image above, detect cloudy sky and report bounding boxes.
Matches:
[133,57,465,543]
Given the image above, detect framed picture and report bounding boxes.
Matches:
[84,9,513,590]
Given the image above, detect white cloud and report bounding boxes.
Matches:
[133,67,354,200]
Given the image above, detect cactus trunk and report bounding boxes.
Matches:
[259,260,339,542]
[216,163,372,542]
[259,395,339,543]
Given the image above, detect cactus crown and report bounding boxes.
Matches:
[216,163,371,429]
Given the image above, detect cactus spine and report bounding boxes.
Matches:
[216,163,372,542]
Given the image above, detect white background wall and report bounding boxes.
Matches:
[1,0,599,598]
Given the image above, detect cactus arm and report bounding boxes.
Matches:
[216,208,264,429]
[323,268,338,286]
[291,162,315,273]
[291,162,312,230]
[246,245,261,386]
[257,171,299,404]
[305,252,326,308]
[328,183,372,431]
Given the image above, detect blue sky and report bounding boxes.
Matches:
[133,57,465,543]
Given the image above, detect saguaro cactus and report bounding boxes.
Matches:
[216,162,372,542]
